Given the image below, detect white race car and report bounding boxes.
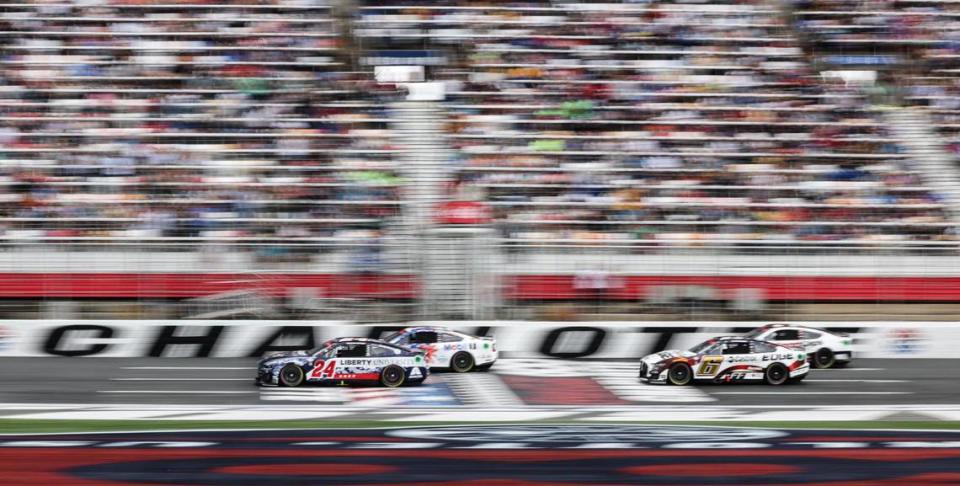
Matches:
[638,336,810,385]
[384,326,497,372]
[745,324,853,368]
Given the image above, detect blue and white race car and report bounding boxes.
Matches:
[256,337,428,388]
[384,326,497,372]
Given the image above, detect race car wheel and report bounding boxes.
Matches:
[667,363,693,386]
[813,348,836,369]
[451,352,475,373]
[765,363,789,386]
[380,365,405,388]
[279,364,304,387]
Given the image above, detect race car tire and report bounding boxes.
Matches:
[765,363,789,386]
[279,364,305,387]
[813,348,836,369]
[667,363,693,386]
[380,365,405,388]
[451,352,475,373]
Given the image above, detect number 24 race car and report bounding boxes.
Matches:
[638,336,810,386]
[256,337,428,388]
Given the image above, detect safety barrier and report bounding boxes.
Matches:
[0,320,951,359]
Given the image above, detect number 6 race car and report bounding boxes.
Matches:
[384,326,497,372]
[638,336,810,386]
[256,337,428,388]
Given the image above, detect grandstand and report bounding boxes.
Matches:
[2,0,960,321]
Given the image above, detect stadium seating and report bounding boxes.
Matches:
[357,0,953,248]
[0,1,401,246]
[0,0,955,253]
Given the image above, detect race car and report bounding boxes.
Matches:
[638,336,809,385]
[384,326,497,372]
[745,324,853,368]
[256,337,428,388]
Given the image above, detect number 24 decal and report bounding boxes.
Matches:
[309,359,337,379]
[698,356,723,375]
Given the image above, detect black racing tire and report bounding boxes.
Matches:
[667,363,693,386]
[380,365,405,388]
[450,352,475,373]
[765,363,789,386]
[813,348,836,369]
[279,364,305,387]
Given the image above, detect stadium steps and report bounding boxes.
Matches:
[884,107,960,224]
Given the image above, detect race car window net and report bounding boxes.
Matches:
[336,344,367,358]
[410,332,438,344]
[772,330,801,341]
[722,343,751,355]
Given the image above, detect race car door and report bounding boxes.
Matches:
[408,330,441,366]
[306,342,367,382]
[694,343,726,379]
[712,341,753,380]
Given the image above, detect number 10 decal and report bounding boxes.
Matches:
[697,356,723,376]
[309,359,338,379]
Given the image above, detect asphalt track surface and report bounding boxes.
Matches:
[0,357,956,407]
[4,425,960,485]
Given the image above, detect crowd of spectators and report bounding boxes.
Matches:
[356,0,952,246]
[0,0,957,250]
[0,0,402,244]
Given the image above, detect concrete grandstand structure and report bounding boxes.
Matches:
[2,0,960,321]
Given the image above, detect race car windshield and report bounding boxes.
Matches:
[381,331,403,343]
[688,339,717,354]
[743,328,767,339]
[309,340,337,355]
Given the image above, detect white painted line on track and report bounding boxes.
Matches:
[121,367,249,370]
[444,374,524,407]
[110,378,250,381]
[813,368,886,371]
[804,379,907,383]
[99,390,258,394]
[712,391,912,395]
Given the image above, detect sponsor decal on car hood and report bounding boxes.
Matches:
[641,349,692,366]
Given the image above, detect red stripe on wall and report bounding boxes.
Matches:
[505,275,960,302]
[0,273,959,301]
[0,273,416,299]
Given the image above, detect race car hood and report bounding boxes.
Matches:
[640,349,694,366]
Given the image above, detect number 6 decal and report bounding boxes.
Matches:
[698,356,723,376]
